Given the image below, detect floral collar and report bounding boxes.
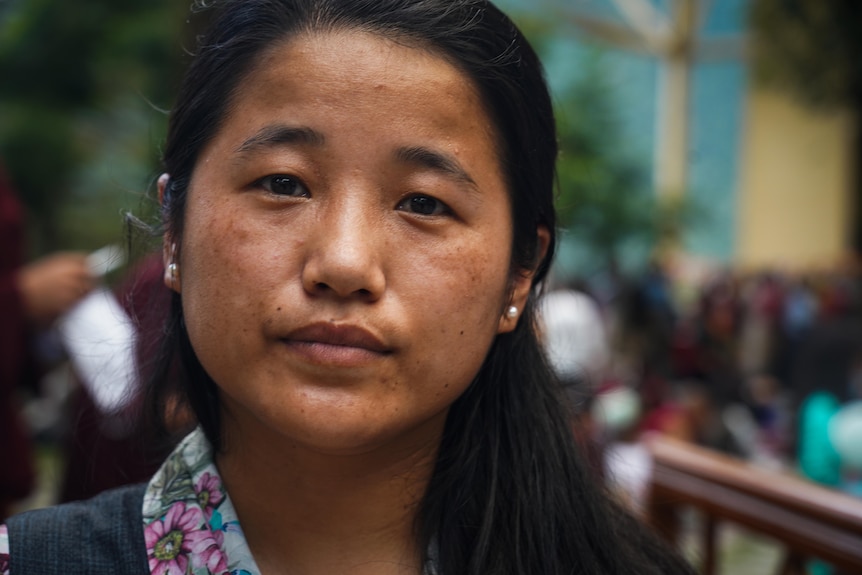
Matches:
[143,428,439,575]
[0,428,439,575]
[143,428,259,575]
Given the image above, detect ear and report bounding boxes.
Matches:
[497,225,551,334]
[159,173,181,293]
[157,172,170,205]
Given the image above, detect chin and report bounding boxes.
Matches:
[274,408,447,459]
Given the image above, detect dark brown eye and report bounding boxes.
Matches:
[259,175,309,197]
[397,194,449,216]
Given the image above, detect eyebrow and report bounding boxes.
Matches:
[234,128,477,187]
[395,146,477,187]
[235,125,325,154]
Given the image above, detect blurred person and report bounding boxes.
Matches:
[772,274,819,389]
[538,281,609,392]
[0,1,696,573]
[788,271,862,475]
[817,268,859,320]
[798,391,842,488]
[737,271,784,379]
[0,163,94,521]
[538,281,610,477]
[742,373,791,464]
[590,385,648,512]
[637,259,677,376]
[668,314,706,380]
[697,271,746,408]
[783,275,818,338]
[59,252,185,503]
[830,399,862,497]
[700,269,741,348]
[790,289,862,415]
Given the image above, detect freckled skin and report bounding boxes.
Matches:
[174,30,532,457]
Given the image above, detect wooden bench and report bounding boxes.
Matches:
[644,435,862,575]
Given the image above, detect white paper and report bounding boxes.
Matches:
[56,287,137,414]
[86,244,126,277]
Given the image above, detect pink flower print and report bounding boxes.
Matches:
[146,501,224,575]
[195,472,225,516]
[1,523,9,575]
[193,537,229,574]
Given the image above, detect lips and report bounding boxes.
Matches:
[280,322,391,367]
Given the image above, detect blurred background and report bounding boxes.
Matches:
[2,0,862,573]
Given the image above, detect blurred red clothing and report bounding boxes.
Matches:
[0,165,37,518]
[59,253,176,502]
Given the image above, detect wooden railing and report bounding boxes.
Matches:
[644,435,862,575]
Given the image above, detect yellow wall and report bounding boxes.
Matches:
[737,88,857,270]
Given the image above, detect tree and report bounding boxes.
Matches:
[555,57,655,268]
[751,0,862,109]
[0,0,188,254]
[514,13,699,275]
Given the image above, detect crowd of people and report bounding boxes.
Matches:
[541,258,862,504]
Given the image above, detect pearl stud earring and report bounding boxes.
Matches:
[168,262,178,283]
[506,305,518,319]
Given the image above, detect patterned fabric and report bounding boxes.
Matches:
[0,524,9,575]
[142,428,259,575]
[0,427,438,575]
[4,484,148,575]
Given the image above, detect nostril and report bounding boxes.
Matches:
[302,256,386,300]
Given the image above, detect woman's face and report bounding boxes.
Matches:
[170,30,535,455]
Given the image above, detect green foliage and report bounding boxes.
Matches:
[554,57,647,262]
[0,104,81,246]
[750,0,862,108]
[0,0,187,255]
[511,12,700,273]
[553,55,698,269]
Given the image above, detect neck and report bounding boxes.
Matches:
[216,416,440,575]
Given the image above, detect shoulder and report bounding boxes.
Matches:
[5,484,149,575]
[8,483,147,536]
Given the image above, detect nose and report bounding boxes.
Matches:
[301,196,386,302]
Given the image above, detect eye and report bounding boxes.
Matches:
[396,194,450,217]
[256,174,309,198]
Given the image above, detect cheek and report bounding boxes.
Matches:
[437,232,510,313]
[183,197,288,290]
[403,232,511,361]
[179,201,276,347]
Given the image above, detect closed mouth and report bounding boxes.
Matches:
[282,322,392,355]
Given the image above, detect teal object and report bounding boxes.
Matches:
[829,400,862,470]
[798,392,841,486]
[808,559,833,575]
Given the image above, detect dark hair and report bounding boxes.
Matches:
[150,1,695,573]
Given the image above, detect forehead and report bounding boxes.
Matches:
[217,28,501,149]
[254,28,472,92]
